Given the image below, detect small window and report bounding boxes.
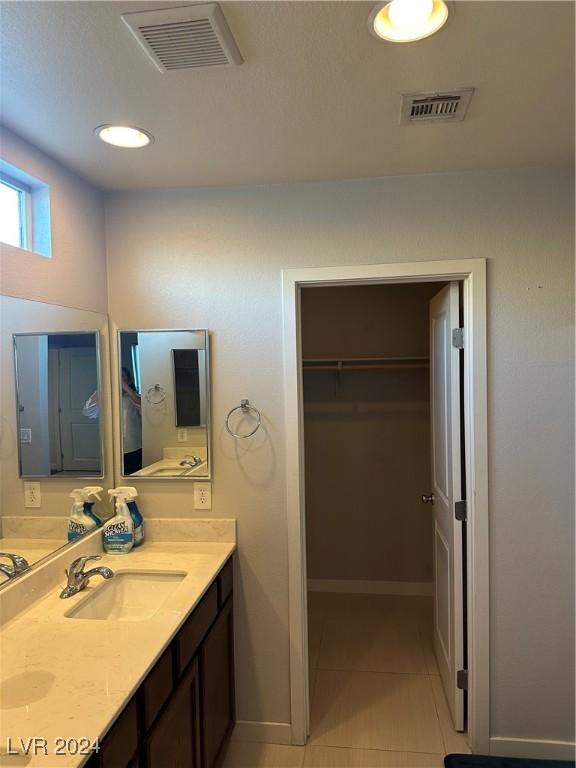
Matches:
[0,176,28,249]
[0,160,52,257]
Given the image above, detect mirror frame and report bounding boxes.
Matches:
[13,329,105,480]
[117,328,212,481]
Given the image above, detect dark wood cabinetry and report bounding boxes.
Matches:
[201,598,235,768]
[86,557,234,768]
[147,658,201,768]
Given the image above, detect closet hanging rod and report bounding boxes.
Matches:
[302,356,429,372]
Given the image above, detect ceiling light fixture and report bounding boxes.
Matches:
[369,0,449,42]
[95,125,154,148]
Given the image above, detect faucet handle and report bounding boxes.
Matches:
[0,552,30,571]
[68,554,101,576]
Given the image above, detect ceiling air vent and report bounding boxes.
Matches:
[400,89,474,124]
[121,3,243,73]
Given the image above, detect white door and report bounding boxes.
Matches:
[429,282,465,731]
[59,348,101,472]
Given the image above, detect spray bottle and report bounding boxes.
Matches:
[67,489,99,542]
[102,492,134,554]
[108,487,144,547]
[81,486,104,527]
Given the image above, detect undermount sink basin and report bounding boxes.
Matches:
[65,570,187,621]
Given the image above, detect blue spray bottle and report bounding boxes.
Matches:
[81,486,104,527]
[108,486,144,547]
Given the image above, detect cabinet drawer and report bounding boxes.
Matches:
[176,582,218,676]
[142,645,174,731]
[99,697,138,768]
[218,558,233,607]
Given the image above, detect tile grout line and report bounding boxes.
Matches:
[427,669,448,756]
[306,741,447,757]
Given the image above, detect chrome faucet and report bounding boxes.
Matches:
[0,552,30,580]
[59,555,114,599]
[179,455,202,468]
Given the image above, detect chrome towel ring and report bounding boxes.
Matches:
[225,399,262,438]
[145,384,167,405]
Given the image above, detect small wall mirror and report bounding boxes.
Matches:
[118,329,210,479]
[14,331,104,478]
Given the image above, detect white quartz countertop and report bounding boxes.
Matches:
[0,541,235,768]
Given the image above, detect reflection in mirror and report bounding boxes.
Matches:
[0,296,111,588]
[14,332,103,478]
[118,330,210,479]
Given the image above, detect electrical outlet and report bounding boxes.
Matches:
[20,428,32,443]
[194,482,212,510]
[24,481,41,508]
[177,428,188,442]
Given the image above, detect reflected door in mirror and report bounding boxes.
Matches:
[14,332,104,478]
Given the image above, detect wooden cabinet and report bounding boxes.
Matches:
[201,598,235,768]
[89,557,234,768]
[147,658,201,768]
[98,697,139,768]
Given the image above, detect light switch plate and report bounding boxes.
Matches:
[20,428,32,443]
[194,482,212,510]
[177,428,188,442]
[24,481,41,508]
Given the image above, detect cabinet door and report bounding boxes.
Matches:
[147,657,201,768]
[201,597,235,768]
[99,697,139,768]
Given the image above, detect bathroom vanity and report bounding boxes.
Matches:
[87,556,234,768]
[0,540,235,768]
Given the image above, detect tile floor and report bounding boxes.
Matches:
[223,593,470,768]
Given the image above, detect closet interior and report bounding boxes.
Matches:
[301,281,469,756]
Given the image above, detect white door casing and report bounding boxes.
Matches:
[430,282,465,731]
[281,259,489,753]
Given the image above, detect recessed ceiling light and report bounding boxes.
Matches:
[369,0,449,42]
[95,125,154,148]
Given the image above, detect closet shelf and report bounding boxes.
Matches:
[302,356,430,372]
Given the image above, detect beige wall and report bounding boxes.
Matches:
[0,127,107,314]
[105,165,575,745]
[302,283,441,584]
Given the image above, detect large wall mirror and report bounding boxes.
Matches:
[0,296,112,587]
[14,331,103,478]
[118,329,211,479]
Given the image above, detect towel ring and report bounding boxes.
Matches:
[225,399,262,439]
[145,384,166,405]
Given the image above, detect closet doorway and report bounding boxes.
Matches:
[281,259,489,755]
[302,280,466,758]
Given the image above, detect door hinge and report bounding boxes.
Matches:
[457,669,469,690]
[452,328,464,349]
[455,500,467,522]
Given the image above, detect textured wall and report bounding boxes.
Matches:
[0,127,107,314]
[105,166,574,744]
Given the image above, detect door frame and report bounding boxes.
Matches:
[281,258,489,753]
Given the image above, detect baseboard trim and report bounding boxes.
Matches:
[232,721,292,745]
[308,578,433,596]
[490,736,576,761]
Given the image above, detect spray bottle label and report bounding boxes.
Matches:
[68,520,88,542]
[103,519,134,553]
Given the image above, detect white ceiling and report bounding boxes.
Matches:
[1,1,574,190]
